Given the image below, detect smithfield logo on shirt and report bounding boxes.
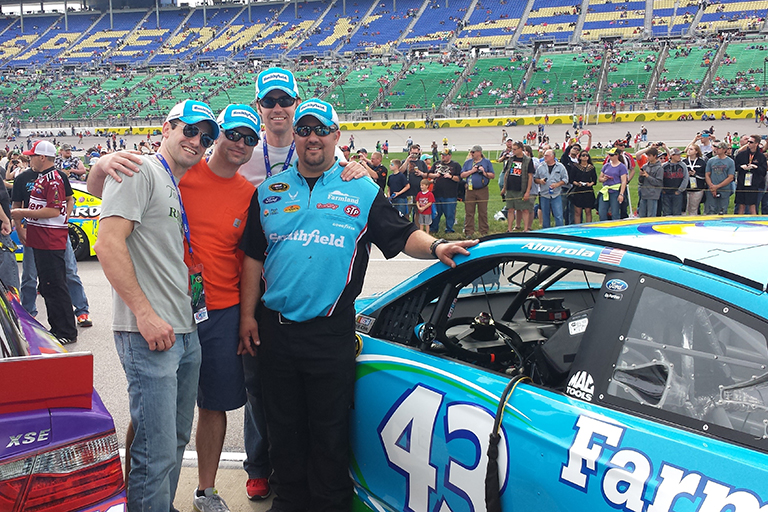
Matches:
[283,205,300,213]
[269,182,290,192]
[327,190,359,204]
[317,203,339,210]
[264,196,281,204]
[344,204,360,217]
[269,229,345,247]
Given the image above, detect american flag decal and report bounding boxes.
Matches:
[598,247,626,265]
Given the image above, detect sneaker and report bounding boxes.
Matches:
[77,314,93,327]
[193,488,230,512]
[56,336,77,345]
[246,478,271,500]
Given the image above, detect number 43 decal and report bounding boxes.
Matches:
[377,384,509,512]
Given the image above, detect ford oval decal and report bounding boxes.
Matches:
[605,279,628,292]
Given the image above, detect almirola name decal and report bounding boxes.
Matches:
[522,242,596,258]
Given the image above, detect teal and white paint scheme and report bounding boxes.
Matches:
[350,217,768,512]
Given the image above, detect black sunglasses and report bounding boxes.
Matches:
[259,96,297,109]
[294,125,337,137]
[224,129,259,147]
[171,121,215,148]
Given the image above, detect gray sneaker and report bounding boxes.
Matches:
[193,488,230,512]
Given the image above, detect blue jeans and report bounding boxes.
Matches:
[598,189,621,221]
[114,330,201,512]
[705,190,731,214]
[391,196,408,217]
[561,192,574,225]
[431,196,457,233]
[21,240,89,317]
[661,193,683,216]
[539,195,564,228]
[243,353,271,479]
[637,198,658,218]
[0,234,19,290]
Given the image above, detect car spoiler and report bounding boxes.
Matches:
[0,352,93,415]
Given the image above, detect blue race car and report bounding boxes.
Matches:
[351,217,768,512]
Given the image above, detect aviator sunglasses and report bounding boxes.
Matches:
[259,96,297,109]
[224,129,260,147]
[170,121,215,148]
[294,125,337,137]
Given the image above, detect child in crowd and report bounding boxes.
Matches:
[415,179,434,232]
[387,159,409,216]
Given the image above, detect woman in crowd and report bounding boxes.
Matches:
[597,147,628,221]
[683,144,707,215]
[570,150,597,223]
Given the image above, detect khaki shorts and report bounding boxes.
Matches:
[505,189,534,211]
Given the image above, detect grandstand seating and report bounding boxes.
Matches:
[326,61,400,112]
[0,0,767,124]
[454,56,530,108]
[396,0,472,52]
[380,60,463,110]
[454,0,524,49]
[670,0,700,37]
[698,0,768,33]
[288,0,365,57]
[525,51,602,105]
[9,13,100,68]
[149,6,241,65]
[337,0,423,55]
[603,45,659,101]
[201,4,274,61]
[520,0,580,44]
[654,44,715,101]
[58,11,145,64]
[110,8,192,65]
[709,42,768,98]
[582,0,645,41]
[239,2,318,59]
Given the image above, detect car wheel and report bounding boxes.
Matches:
[69,223,89,260]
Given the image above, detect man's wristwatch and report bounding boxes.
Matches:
[430,238,448,258]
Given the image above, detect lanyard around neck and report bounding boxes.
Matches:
[155,154,194,261]
[262,134,295,178]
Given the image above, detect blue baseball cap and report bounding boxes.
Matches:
[165,100,220,140]
[293,98,339,128]
[217,104,261,134]
[255,67,299,100]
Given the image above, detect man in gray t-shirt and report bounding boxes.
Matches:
[91,100,219,512]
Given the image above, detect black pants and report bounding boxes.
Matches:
[33,248,77,340]
[258,307,356,512]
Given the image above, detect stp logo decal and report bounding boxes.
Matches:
[269,182,290,192]
[264,196,281,204]
[317,203,339,210]
[284,205,301,213]
[344,205,360,217]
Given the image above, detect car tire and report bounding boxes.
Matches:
[69,223,89,261]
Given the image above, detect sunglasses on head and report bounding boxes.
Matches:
[294,124,337,137]
[171,121,215,148]
[259,96,297,109]
[224,128,260,147]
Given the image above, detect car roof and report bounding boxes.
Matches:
[542,217,768,290]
